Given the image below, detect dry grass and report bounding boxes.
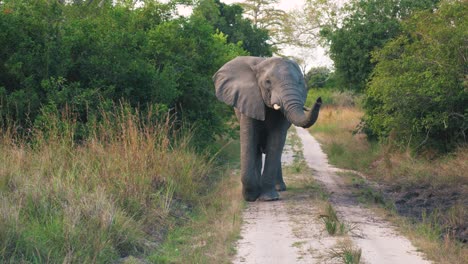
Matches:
[371,146,468,187]
[150,140,244,263]
[309,106,380,171]
[309,104,468,187]
[0,106,217,263]
[328,238,362,264]
[150,168,244,263]
[368,206,468,264]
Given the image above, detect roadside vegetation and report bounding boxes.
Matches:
[307,88,468,263]
[0,105,244,263]
[0,106,189,261]
[302,1,467,262]
[152,141,243,264]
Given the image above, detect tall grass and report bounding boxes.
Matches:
[309,105,380,171]
[307,89,468,186]
[0,104,214,263]
[307,88,361,108]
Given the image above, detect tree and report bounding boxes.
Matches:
[305,67,332,89]
[280,0,341,48]
[364,0,467,152]
[0,0,246,145]
[193,0,272,56]
[320,0,440,91]
[237,0,286,46]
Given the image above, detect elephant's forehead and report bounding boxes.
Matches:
[272,65,301,81]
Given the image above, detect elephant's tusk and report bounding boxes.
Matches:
[273,104,281,110]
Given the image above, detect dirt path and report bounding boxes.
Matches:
[233,127,431,264]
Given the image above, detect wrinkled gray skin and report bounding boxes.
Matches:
[213,56,322,201]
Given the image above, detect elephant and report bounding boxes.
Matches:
[213,56,322,202]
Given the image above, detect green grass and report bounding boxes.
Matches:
[307,88,362,108]
[149,139,244,264]
[0,105,235,263]
[319,203,348,236]
[328,239,362,264]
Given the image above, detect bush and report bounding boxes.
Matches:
[0,0,248,147]
[307,88,362,108]
[363,0,467,152]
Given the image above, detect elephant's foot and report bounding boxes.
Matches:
[275,182,287,192]
[258,189,280,201]
[242,187,261,202]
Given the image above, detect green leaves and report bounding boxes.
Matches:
[193,0,273,56]
[0,0,249,146]
[320,0,439,92]
[364,0,467,152]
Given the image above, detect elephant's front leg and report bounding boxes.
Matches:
[239,114,263,201]
[259,110,291,201]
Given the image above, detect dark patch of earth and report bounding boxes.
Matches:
[383,183,468,243]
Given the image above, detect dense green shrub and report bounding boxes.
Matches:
[364,0,467,152]
[0,0,251,146]
[320,0,440,91]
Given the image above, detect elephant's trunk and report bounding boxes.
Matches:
[284,97,322,128]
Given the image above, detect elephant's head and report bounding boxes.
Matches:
[213,56,322,128]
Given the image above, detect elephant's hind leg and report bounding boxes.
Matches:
[275,166,287,192]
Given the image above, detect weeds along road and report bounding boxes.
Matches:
[233,127,430,264]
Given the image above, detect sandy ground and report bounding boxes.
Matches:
[233,127,431,264]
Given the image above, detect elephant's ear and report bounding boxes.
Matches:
[213,56,265,121]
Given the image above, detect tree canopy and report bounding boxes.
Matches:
[363,0,467,151]
[193,0,273,56]
[238,0,286,45]
[0,0,256,146]
[320,0,440,91]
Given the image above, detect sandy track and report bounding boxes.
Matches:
[233,127,431,264]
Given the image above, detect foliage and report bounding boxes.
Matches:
[237,0,287,47]
[0,0,247,146]
[193,0,273,56]
[0,105,217,262]
[364,0,467,152]
[305,67,336,89]
[320,0,440,91]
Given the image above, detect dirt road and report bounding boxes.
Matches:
[233,127,430,264]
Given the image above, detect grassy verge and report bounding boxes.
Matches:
[0,105,242,263]
[307,89,468,263]
[150,141,243,264]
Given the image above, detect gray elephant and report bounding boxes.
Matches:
[213,56,322,201]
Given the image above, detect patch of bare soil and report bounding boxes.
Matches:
[384,183,468,243]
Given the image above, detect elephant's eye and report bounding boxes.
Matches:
[265,79,271,85]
